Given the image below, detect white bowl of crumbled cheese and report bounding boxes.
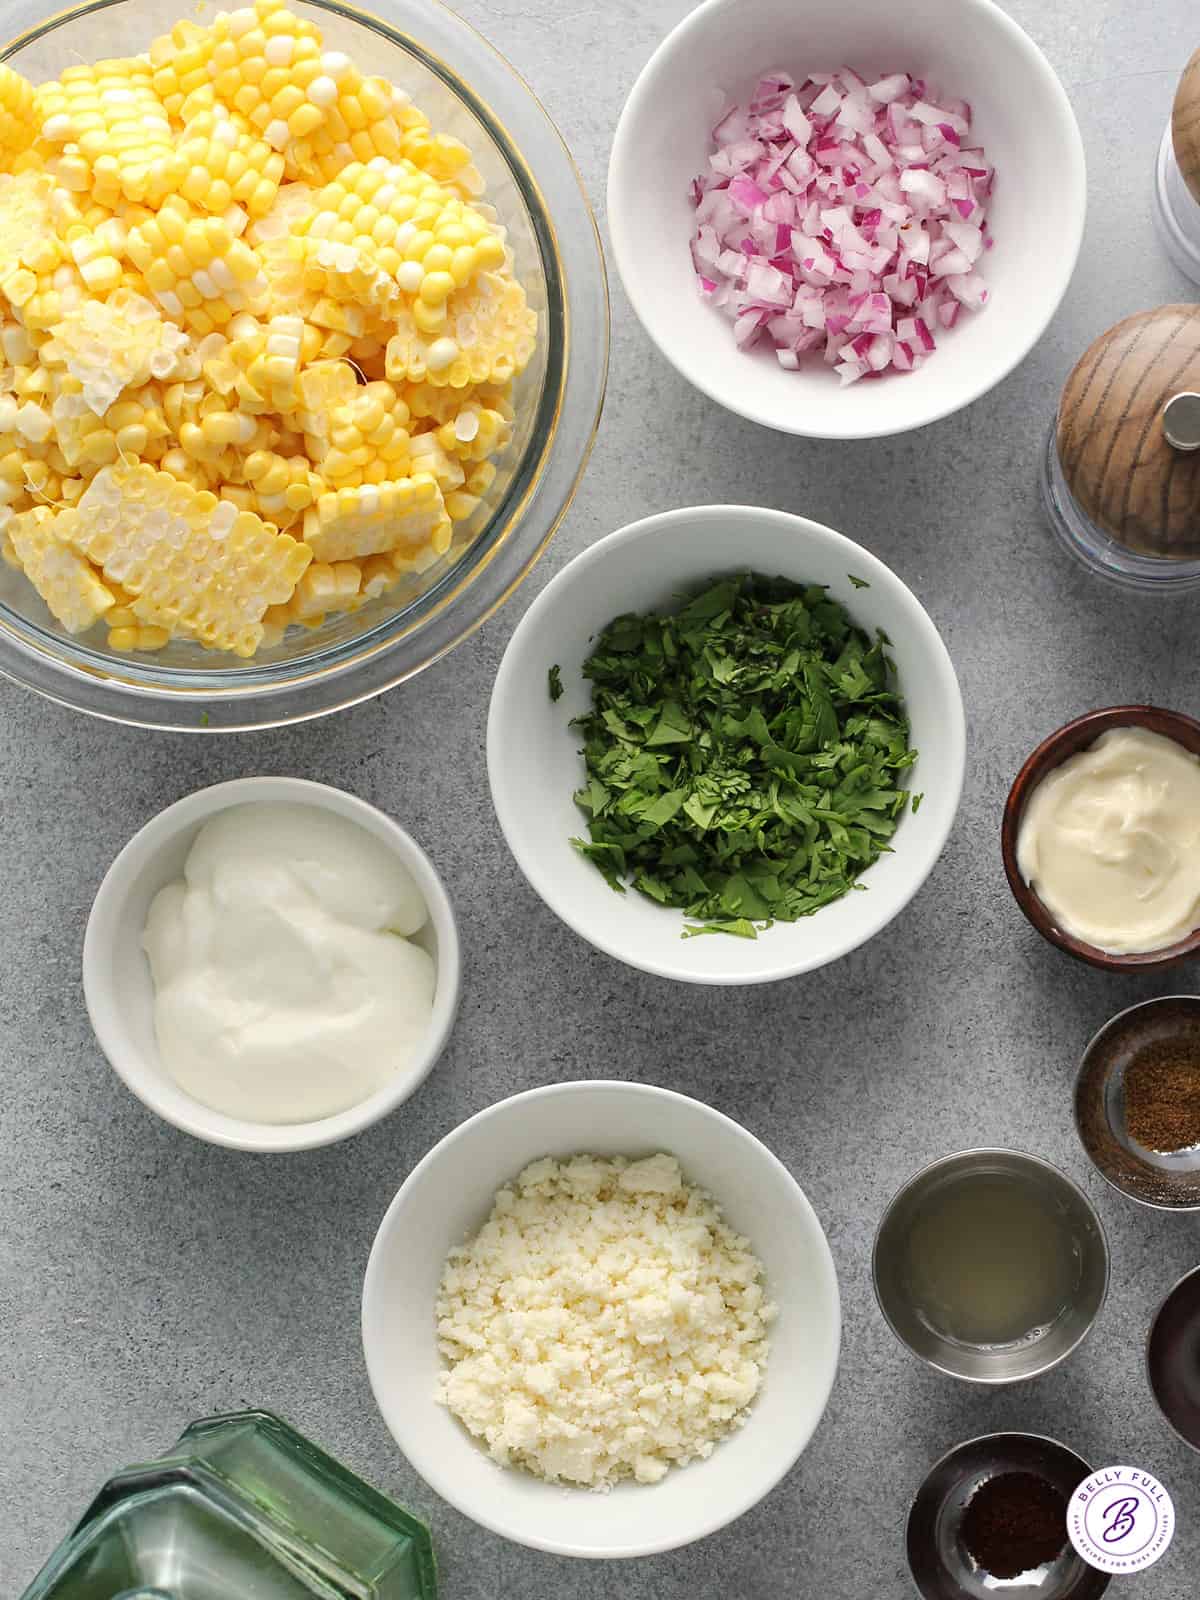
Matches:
[361,1079,840,1557]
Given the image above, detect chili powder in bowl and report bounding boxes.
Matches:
[906,1432,1108,1600]
[1075,995,1200,1210]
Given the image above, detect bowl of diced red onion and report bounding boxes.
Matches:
[608,0,1085,439]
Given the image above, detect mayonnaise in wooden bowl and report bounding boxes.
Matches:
[83,778,460,1151]
[1002,706,1200,972]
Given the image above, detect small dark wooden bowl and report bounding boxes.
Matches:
[1001,706,1200,972]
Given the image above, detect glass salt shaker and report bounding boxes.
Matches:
[1041,304,1200,590]
[18,1410,437,1600]
[1155,47,1200,283]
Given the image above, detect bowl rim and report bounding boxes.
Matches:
[1145,1262,1200,1455]
[1074,994,1200,1213]
[487,501,966,985]
[360,1077,842,1558]
[1001,706,1200,971]
[81,776,462,1152]
[607,0,1087,440]
[904,1430,1102,1600]
[871,1146,1111,1386]
[0,0,609,731]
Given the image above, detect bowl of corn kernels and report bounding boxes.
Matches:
[0,0,608,728]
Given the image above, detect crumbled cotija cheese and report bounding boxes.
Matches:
[435,1152,775,1489]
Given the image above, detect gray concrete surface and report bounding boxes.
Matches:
[4,0,1200,1594]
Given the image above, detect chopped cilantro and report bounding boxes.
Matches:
[568,573,917,938]
[848,574,870,589]
[911,791,923,813]
[548,663,564,702]
[199,711,210,727]
[682,918,761,940]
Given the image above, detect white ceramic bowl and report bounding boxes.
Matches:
[608,0,1086,439]
[82,777,460,1152]
[361,1079,840,1558]
[488,504,965,984]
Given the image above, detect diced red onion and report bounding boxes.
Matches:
[693,65,993,381]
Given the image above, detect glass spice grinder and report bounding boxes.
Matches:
[1156,46,1200,283]
[17,1410,438,1600]
[1041,304,1200,589]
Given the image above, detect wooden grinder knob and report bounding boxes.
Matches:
[1056,305,1200,560]
[1174,47,1200,205]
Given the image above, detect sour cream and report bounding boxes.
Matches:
[1016,726,1200,954]
[143,803,436,1123]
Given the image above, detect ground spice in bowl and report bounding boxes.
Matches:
[960,1470,1068,1579]
[1124,1036,1200,1152]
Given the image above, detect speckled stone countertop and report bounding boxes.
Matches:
[4,0,1200,1595]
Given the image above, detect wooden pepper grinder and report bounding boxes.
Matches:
[1042,304,1200,587]
[1156,47,1200,283]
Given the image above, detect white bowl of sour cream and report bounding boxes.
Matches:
[83,777,461,1151]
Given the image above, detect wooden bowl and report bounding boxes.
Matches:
[1173,46,1200,207]
[1001,706,1200,971]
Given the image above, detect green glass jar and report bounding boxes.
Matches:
[19,1411,436,1600]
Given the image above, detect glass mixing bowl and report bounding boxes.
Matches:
[0,0,608,729]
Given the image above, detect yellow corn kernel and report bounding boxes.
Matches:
[108,620,171,651]
[444,490,480,522]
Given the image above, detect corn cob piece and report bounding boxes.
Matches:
[203,0,327,151]
[390,91,483,198]
[305,378,412,486]
[125,198,268,335]
[282,63,404,183]
[386,267,536,388]
[41,291,192,415]
[0,66,36,168]
[302,476,447,563]
[296,158,506,310]
[36,60,183,208]
[63,460,310,656]
[266,557,362,627]
[178,106,286,220]
[6,503,115,632]
[148,18,218,120]
[0,172,65,314]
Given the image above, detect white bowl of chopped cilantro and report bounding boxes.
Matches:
[488,504,964,983]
